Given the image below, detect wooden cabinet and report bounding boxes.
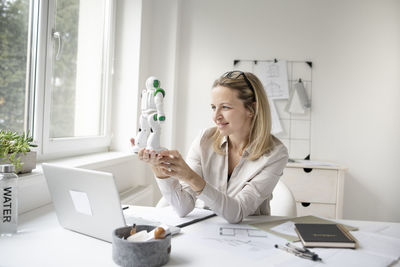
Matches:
[280,162,346,219]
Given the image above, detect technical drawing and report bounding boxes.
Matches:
[267,63,280,77]
[219,227,268,238]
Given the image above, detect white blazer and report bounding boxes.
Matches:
[156,127,289,224]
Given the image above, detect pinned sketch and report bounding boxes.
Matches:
[286,88,304,114]
[269,99,282,135]
[254,60,289,99]
[285,79,310,114]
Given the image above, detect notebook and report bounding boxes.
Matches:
[295,223,357,248]
[42,163,180,242]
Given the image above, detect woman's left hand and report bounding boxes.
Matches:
[157,150,191,180]
[158,150,206,192]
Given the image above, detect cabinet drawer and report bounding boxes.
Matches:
[296,202,336,218]
[281,168,338,204]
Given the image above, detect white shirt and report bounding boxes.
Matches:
[156,127,289,223]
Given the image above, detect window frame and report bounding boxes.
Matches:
[26,0,115,160]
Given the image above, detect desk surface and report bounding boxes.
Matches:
[0,205,399,267]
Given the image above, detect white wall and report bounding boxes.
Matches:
[111,0,182,204]
[125,0,400,221]
[138,0,181,151]
[110,0,155,202]
[174,0,400,222]
[111,0,142,152]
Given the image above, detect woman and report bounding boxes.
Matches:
[134,71,288,223]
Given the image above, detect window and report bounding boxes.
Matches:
[0,0,115,158]
[0,0,30,133]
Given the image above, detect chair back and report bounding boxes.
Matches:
[270,180,297,217]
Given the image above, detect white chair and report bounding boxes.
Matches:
[155,196,169,208]
[270,180,297,217]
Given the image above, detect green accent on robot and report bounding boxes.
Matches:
[153,80,160,88]
[154,88,165,97]
[159,116,165,121]
[153,114,157,121]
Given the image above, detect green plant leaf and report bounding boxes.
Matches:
[0,129,37,172]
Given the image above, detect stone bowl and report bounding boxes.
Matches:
[112,225,171,267]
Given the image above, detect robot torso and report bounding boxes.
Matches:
[141,89,157,113]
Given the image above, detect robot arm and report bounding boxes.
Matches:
[154,88,165,122]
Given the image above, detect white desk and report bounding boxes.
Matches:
[0,205,399,267]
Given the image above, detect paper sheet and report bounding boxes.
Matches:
[293,81,311,108]
[351,231,400,261]
[276,248,395,267]
[197,224,284,261]
[377,225,400,239]
[270,221,297,237]
[124,206,215,227]
[285,87,305,114]
[269,99,283,134]
[254,60,289,99]
[285,81,311,114]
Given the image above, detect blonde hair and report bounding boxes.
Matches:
[211,71,274,160]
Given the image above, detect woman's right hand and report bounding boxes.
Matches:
[137,148,170,179]
[137,148,160,167]
[131,137,170,178]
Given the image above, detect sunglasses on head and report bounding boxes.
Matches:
[222,71,255,93]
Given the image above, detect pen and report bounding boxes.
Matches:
[175,213,217,228]
[285,242,313,254]
[274,244,321,261]
[285,243,322,261]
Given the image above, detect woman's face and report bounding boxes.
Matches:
[211,86,253,137]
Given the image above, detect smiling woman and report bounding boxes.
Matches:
[135,71,289,224]
[211,71,273,161]
[211,86,253,140]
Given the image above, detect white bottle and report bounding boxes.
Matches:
[0,164,18,236]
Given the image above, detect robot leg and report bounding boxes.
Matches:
[146,112,164,152]
[132,114,150,153]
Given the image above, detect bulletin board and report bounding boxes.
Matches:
[233,59,313,160]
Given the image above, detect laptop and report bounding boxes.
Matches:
[42,163,179,242]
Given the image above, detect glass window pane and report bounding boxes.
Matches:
[49,0,107,138]
[0,0,30,132]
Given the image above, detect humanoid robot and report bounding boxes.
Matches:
[131,76,166,153]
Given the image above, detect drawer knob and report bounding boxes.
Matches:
[301,202,311,207]
[303,168,313,173]
[303,155,313,173]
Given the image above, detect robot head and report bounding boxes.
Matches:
[146,76,160,90]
